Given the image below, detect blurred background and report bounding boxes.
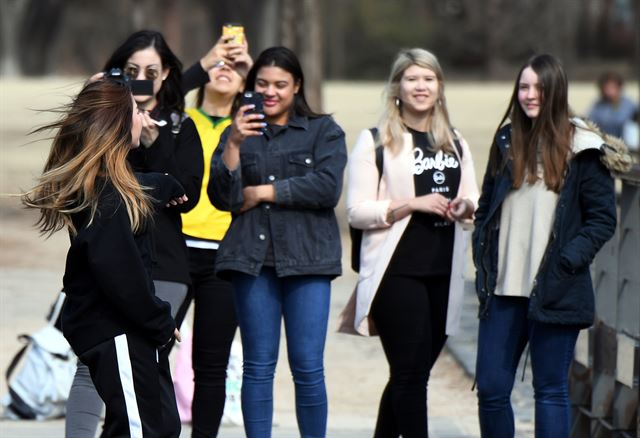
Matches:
[0,0,638,93]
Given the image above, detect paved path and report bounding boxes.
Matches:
[447,281,536,429]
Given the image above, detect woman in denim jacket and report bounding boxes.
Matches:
[208,46,347,438]
[472,54,630,438]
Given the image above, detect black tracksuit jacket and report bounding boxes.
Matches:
[61,175,182,355]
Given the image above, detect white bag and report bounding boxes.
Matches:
[2,292,77,420]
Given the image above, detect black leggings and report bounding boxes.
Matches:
[187,247,238,438]
[370,273,450,438]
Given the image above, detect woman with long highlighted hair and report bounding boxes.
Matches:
[23,78,185,437]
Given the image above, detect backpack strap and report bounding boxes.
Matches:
[369,127,384,185]
[451,128,463,159]
[350,128,384,273]
[170,111,189,136]
[5,337,30,381]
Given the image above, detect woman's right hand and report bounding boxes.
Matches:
[410,193,450,217]
[140,110,160,147]
[86,72,104,85]
[200,35,246,71]
[227,104,266,147]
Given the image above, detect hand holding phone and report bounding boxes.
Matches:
[228,91,266,146]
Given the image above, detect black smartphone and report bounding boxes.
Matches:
[241,91,264,114]
[241,91,265,132]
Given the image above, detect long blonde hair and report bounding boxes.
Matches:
[22,80,152,236]
[379,48,454,154]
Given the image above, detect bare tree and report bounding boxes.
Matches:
[0,0,28,75]
[298,0,323,111]
[14,0,67,75]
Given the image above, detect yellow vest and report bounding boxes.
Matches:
[181,108,232,241]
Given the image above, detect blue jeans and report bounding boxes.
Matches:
[475,296,579,438]
[231,268,331,438]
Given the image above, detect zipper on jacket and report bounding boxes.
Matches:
[530,230,556,300]
[478,221,496,318]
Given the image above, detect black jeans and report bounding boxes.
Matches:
[370,273,450,438]
[187,247,237,438]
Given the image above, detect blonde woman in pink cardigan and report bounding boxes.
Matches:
[344,48,479,437]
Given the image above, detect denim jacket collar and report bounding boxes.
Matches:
[264,115,309,140]
[286,114,309,130]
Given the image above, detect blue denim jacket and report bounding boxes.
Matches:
[208,115,347,278]
[472,122,617,328]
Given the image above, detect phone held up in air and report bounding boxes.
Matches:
[241,91,265,132]
[222,23,245,44]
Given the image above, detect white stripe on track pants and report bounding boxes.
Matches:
[79,333,180,438]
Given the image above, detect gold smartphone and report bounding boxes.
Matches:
[222,23,244,44]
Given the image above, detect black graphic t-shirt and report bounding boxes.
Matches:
[387,128,461,276]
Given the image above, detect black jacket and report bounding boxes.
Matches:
[128,107,203,285]
[472,120,621,328]
[61,175,183,355]
[208,115,347,278]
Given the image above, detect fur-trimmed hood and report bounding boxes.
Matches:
[571,117,634,174]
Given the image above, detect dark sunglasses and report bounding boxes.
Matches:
[123,65,161,81]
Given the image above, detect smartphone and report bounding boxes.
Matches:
[241,91,264,114]
[241,91,265,132]
[222,23,244,44]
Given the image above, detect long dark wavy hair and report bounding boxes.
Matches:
[489,54,574,192]
[103,30,184,114]
[243,46,325,119]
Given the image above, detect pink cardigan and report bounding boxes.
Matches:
[343,128,479,336]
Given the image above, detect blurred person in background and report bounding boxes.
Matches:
[22,78,185,438]
[181,32,252,437]
[473,54,625,438]
[344,48,479,438]
[622,109,638,152]
[208,46,347,438]
[588,70,637,139]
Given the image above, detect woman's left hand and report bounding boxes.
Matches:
[232,49,253,80]
[446,197,474,222]
[240,185,275,213]
[140,110,160,147]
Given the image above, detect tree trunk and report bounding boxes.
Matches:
[299,0,323,111]
[0,0,27,75]
[17,0,66,75]
[162,0,182,55]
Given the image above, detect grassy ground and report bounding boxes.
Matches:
[1,77,622,203]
